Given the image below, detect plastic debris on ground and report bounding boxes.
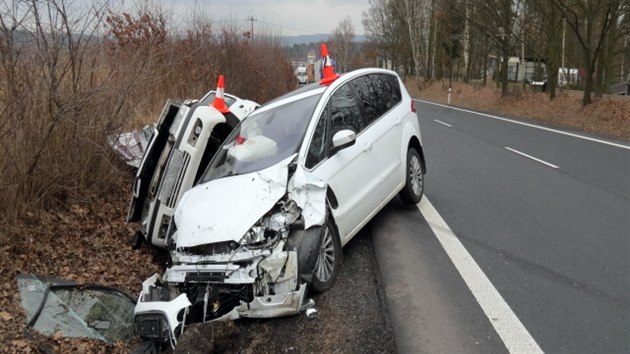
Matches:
[305,308,318,319]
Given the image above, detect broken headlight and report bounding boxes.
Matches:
[134,313,170,340]
[239,200,301,247]
[240,224,274,246]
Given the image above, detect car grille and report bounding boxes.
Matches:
[180,241,236,256]
[158,149,190,208]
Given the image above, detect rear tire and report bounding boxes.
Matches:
[399,148,424,205]
[310,217,342,293]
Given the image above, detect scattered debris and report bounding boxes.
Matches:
[299,298,316,312]
[17,274,136,345]
[305,308,318,319]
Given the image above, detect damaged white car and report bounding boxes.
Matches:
[134,68,425,348]
[127,90,259,249]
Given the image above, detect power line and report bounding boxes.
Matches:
[255,19,322,35]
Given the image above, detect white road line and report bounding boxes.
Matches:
[418,197,544,354]
[433,119,453,127]
[505,147,559,169]
[415,99,630,151]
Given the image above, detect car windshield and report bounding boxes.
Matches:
[200,92,322,182]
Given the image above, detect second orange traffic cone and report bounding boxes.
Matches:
[212,75,230,113]
[319,43,339,86]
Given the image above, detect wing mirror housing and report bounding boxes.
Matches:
[331,129,356,155]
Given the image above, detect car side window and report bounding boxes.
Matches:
[351,75,380,125]
[377,74,401,110]
[329,83,364,142]
[306,104,329,169]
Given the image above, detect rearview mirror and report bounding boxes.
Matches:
[331,129,356,155]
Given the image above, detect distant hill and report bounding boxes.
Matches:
[282,33,366,46]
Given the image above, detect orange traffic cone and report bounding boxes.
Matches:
[211,75,230,113]
[319,43,339,86]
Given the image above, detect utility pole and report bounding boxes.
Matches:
[561,18,566,88]
[246,16,256,40]
[521,0,526,89]
[622,35,627,80]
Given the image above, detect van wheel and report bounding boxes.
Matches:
[310,217,342,293]
[399,148,424,205]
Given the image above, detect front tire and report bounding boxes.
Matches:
[399,148,424,205]
[310,217,342,293]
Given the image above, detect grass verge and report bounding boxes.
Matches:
[407,79,630,141]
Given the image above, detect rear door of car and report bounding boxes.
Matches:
[305,81,383,244]
[350,73,406,202]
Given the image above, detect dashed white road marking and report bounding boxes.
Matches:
[418,197,544,354]
[433,119,453,127]
[505,147,559,169]
[415,99,630,151]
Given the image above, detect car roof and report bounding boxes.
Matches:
[253,68,402,114]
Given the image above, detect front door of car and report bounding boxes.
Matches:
[306,83,383,244]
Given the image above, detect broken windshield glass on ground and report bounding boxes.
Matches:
[108,126,154,169]
[17,274,136,347]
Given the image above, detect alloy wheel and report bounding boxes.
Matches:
[315,226,335,282]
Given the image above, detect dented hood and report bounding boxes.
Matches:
[174,156,295,248]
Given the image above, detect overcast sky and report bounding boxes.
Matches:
[148,0,370,36]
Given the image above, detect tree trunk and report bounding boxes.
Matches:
[548,60,558,100]
[482,33,488,86]
[594,53,604,97]
[583,52,594,105]
[501,51,509,95]
[463,0,470,83]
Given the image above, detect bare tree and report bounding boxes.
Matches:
[329,15,355,73]
[551,0,627,105]
[478,0,523,96]
[393,0,433,87]
[526,0,564,99]
[362,0,411,72]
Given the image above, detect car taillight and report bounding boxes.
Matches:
[411,100,416,113]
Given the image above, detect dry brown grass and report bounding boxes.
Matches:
[407,79,630,140]
[0,8,296,224]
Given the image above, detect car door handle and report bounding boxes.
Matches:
[363,142,372,152]
[395,117,403,126]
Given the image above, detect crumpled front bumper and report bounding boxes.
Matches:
[134,249,307,346]
[214,282,307,320]
[134,275,191,347]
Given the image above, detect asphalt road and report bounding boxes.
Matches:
[372,101,630,353]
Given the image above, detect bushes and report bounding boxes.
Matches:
[0,1,296,223]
